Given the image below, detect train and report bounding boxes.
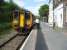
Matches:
[11,9,35,35]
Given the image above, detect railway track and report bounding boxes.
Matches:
[0,33,28,50]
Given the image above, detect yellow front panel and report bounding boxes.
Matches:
[12,19,18,29]
[26,18,32,28]
[27,20,30,25]
[20,14,24,27]
[26,20,31,29]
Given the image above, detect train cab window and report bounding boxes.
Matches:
[25,12,30,19]
[13,11,19,19]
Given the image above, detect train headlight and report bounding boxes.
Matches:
[26,21,30,25]
[12,20,18,28]
[13,20,18,24]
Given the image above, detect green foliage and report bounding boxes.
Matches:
[0,0,24,36]
[39,4,49,17]
[0,1,20,23]
[0,23,11,36]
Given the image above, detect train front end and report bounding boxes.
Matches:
[25,11,33,32]
[12,10,25,32]
[12,10,19,31]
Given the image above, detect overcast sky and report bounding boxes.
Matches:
[5,0,49,16]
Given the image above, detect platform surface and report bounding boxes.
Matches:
[20,22,67,50]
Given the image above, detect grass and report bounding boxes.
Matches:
[0,30,10,39]
[0,23,11,37]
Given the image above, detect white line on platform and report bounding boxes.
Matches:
[20,30,33,50]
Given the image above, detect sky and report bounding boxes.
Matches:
[5,0,49,16]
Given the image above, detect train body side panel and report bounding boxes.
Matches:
[30,15,33,27]
[30,13,33,27]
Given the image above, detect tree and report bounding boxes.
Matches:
[0,0,21,23]
[39,4,49,22]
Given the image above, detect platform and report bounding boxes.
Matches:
[20,22,67,50]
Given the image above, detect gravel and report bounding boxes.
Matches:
[0,35,25,50]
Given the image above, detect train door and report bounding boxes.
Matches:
[19,11,25,28]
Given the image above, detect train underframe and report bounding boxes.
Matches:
[15,25,32,35]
